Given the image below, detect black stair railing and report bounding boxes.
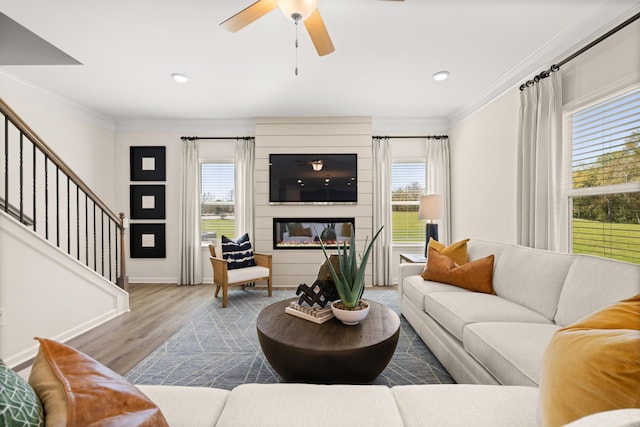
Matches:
[0,98,128,290]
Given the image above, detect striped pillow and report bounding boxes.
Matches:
[221,234,256,270]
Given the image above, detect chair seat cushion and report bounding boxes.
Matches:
[227,265,270,283]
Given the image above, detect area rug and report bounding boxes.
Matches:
[125,289,454,390]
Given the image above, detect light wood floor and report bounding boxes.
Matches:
[66,283,214,375]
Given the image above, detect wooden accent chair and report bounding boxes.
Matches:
[208,243,273,308]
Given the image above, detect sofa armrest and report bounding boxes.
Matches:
[398,263,426,305]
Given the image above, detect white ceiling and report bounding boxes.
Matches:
[0,0,638,126]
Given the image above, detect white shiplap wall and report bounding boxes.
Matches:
[254,117,374,288]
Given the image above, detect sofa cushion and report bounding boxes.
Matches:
[28,338,168,427]
[403,276,468,311]
[463,322,560,386]
[422,247,495,294]
[215,384,404,427]
[391,384,539,427]
[466,239,508,264]
[539,295,640,427]
[221,233,256,270]
[227,265,270,283]
[137,385,229,427]
[555,255,640,326]
[428,237,470,265]
[425,292,552,341]
[492,245,574,320]
[0,363,44,427]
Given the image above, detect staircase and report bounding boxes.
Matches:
[0,97,129,367]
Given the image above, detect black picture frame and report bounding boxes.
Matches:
[130,223,166,258]
[130,146,166,181]
[130,185,165,219]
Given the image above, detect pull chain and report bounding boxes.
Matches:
[294,21,299,76]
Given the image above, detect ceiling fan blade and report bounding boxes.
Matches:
[220,0,278,32]
[304,9,335,56]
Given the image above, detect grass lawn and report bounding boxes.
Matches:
[201,219,235,239]
[572,219,640,264]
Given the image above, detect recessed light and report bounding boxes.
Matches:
[433,71,449,81]
[171,73,189,83]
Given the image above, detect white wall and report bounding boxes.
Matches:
[447,19,640,245]
[0,72,117,206]
[114,121,253,284]
[448,90,520,244]
[0,212,128,367]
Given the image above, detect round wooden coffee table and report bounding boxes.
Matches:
[256,298,400,384]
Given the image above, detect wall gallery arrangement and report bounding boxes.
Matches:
[129,146,166,258]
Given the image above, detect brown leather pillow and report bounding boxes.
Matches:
[422,247,495,294]
[29,338,168,427]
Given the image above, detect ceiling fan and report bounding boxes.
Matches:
[220,0,335,56]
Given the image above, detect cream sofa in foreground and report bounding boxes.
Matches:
[399,239,640,386]
[137,382,639,427]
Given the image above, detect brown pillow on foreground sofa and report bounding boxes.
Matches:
[539,294,640,427]
[28,337,168,427]
[422,246,495,294]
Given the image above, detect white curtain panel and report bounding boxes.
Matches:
[178,138,202,285]
[235,138,255,239]
[425,137,452,245]
[517,70,563,251]
[372,137,392,286]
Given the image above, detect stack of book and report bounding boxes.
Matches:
[285,301,335,324]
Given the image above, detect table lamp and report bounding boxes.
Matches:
[418,194,443,257]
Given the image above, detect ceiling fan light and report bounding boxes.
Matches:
[277,0,318,22]
[311,160,323,171]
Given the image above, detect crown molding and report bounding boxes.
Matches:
[372,117,449,136]
[114,118,256,135]
[0,70,115,131]
[447,3,640,127]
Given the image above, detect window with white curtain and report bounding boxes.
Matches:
[565,86,640,264]
[200,162,235,242]
[391,161,426,243]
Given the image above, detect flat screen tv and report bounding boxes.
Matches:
[269,154,357,204]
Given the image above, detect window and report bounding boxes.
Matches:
[566,87,640,263]
[391,162,426,243]
[200,163,235,242]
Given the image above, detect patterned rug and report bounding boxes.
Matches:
[125,289,454,390]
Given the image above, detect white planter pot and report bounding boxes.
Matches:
[331,300,370,325]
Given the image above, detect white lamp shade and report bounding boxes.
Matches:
[277,0,318,21]
[418,194,443,221]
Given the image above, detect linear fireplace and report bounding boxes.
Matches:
[273,218,355,250]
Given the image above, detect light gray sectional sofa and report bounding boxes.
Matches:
[399,239,640,386]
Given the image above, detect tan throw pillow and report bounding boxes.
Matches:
[421,246,495,294]
[539,295,640,427]
[428,238,470,266]
[29,338,169,427]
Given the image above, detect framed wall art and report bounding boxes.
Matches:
[130,184,165,219]
[130,223,166,258]
[130,146,166,181]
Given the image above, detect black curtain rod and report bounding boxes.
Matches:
[373,135,448,140]
[519,11,639,90]
[180,136,254,141]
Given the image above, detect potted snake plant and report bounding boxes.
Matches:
[317,226,384,325]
